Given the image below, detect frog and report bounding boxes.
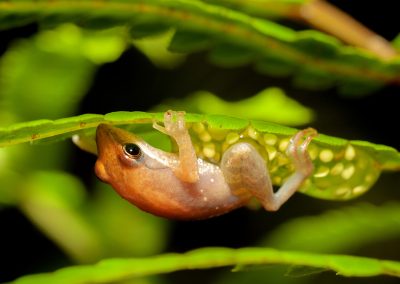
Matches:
[94,110,317,220]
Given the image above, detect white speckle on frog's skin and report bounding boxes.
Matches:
[203,196,208,202]
[319,149,334,163]
[210,178,215,183]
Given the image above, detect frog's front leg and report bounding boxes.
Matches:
[153,110,199,183]
[221,128,317,211]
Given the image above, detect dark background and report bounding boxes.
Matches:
[0,1,399,283]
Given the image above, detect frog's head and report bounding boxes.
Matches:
[95,123,188,218]
[95,124,170,198]
[96,124,135,180]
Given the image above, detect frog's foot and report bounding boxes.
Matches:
[153,110,187,139]
[154,110,199,183]
[221,128,317,212]
[164,110,187,137]
[286,128,318,176]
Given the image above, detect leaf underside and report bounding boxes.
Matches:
[10,247,400,284]
[0,111,398,169]
[0,0,399,94]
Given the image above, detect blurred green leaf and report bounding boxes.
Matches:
[132,30,186,69]
[0,1,398,94]
[0,168,20,205]
[168,29,214,53]
[0,24,126,123]
[16,171,168,263]
[208,43,255,67]
[10,247,400,283]
[393,33,400,50]
[284,265,329,277]
[154,87,314,126]
[19,171,104,263]
[215,265,309,284]
[88,182,169,257]
[263,202,400,253]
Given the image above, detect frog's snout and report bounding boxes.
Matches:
[95,124,115,183]
[96,123,113,146]
[94,159,110,183]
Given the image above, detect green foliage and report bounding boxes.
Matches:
[0,24,126,124]
[10,247,400,284]
[154,87,315,126]
[264,202,400,253]
[202,0,310,19]
[0,22,167,278]
[18,171,168,263]
[0,0,399,95]
[1,111,399,170]
[0,1,399,283]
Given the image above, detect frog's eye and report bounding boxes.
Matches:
[123,143,142,160]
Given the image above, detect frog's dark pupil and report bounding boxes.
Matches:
[124,143,141,158]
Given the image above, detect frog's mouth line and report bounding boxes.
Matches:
[96,124,169,171]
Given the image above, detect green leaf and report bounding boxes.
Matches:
[129,21,170,39]
[284,265,329,277]
[202,0,310,19]
[293,66,335,90]
[255,54,297,77]
[0,111,399,202]
[0,24,126,123]
[0,0,399,94]
[208,43,255,67]
[1,111,398,167]
[10,247,400,283]
[154,88,314,126]
[0,168,21,205]
[14,170,168,262]
[19,171,104,263]
[393,33,400,50]
[168,29,214,53]
[263,202,400,253]
[88,182,169,258]
[132,30,186,69]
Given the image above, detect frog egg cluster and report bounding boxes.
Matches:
[189,122,379,199]
[189,122,294,184]
[308,142,380,199]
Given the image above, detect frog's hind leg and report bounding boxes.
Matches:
[220,128,317,211]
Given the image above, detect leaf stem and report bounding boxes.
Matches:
[299,0,397,60]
